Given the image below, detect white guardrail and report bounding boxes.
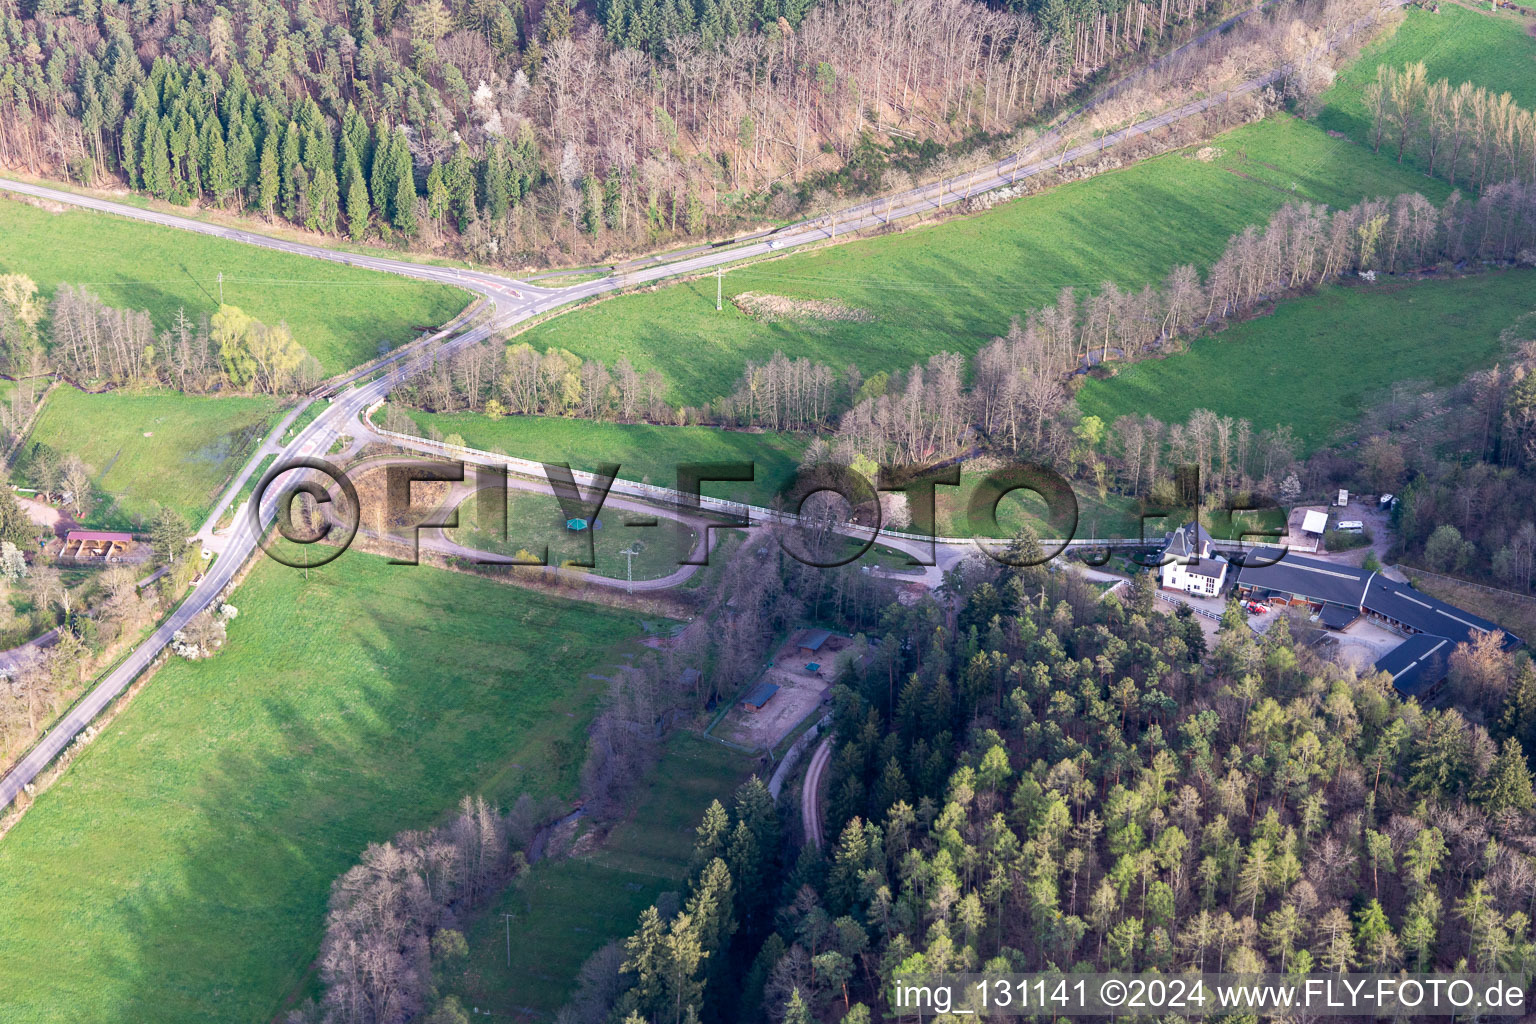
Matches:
[360,403,1212,552]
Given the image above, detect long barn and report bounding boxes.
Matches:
[1235,549,1521,697]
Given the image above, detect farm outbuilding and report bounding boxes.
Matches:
[1235,548,1521,697]
[797,629,831,657]
[64,530,134,562]
[742,682,780,712]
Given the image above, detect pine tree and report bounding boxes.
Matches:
[342,102,370,172]
[622,905,667,1015]
[391,134,417,234]
[426,162,451,226]
[0,486,34,547]
[307,161,340,234]
[690,800,730,876]
[227,119,256,197]
[369,121,396,225]
[540,0,574,41]
[342,142,371,241]
[482,138,513,221]
[143,120,173,199]
[121,112,144,190]
[201,121,233,205]
[581,174,603,237]
[279,121,302,221]
[511,121,540,201]
[782,988,812,1024]
[1479,738,1536,815]
[257,130,280,218]
[446,140,477,231]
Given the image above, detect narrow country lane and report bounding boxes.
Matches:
[0,0,1405,812]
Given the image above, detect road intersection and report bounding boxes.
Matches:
[0,0,1403,811]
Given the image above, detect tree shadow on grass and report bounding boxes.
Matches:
[5,560,617,1024]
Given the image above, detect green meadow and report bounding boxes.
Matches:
[0,198,469,374]
[513,114,1443,405]
[21,387,281,527]
[1075,269,1536,453]
[453,733,755,1017]
[387,407,810,506]
[0,554,640,1024]
[449,487,699,580]
[1319,4,1536,150]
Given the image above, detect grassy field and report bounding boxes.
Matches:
[1319,4,1536,153]
[388,408,810,506]
[1075,269,1536,453]
[510,115,1444,405]
[0,554,641,1024]
[0,199,469,375]
[453,733,755,1017]
[21,387,281,528]
[450,487,699,580]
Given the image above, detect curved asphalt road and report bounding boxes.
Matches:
[0,0,1402,811]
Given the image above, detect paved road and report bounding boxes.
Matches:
[0,0,1402,812]
[801,735,834,849]
[335,451,717,590]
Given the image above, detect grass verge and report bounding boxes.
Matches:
[0,198,469,375]
[452,732,756,1017]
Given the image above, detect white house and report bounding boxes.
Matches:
[1159,521,1227,596]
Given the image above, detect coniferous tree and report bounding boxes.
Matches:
[341,139,371,241]
[257,130,280,218]
[369,121,396,227]
[446,140,477,231]
[482,137,513,221]
[278,121,302,221]
[391,133,417,235]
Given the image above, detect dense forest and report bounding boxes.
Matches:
[0,0,1234,262]
[585,560,1536,1024]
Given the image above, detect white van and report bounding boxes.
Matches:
[1338,520,1364,532]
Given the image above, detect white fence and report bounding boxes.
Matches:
[361,403,1196,554]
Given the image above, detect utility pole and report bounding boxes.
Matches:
[502,913,514,967]
[716,267,722,311]
[217,271,224,304]
[621,544,639,594]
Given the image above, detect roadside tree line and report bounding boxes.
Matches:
[395,180,1536,451]
[830,184,1536,461]
[0,275,320,393]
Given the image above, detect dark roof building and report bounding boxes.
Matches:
[1235,549,1520,698]
[1166,521,1215,560]
[1160,521,1227,593]
[1317,603,1360,630]
[798,629,832,653]
[1372,634,1454,699]
[742,682,779,711]
[1235,549,1373,608]
[1361,575,1502,647]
